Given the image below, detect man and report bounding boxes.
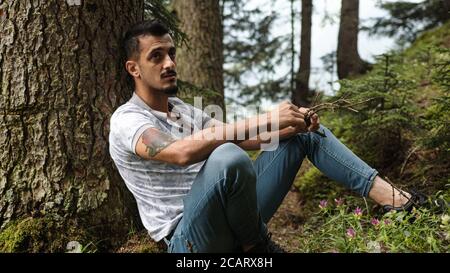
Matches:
[109,20,422,253]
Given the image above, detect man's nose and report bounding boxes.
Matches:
[163,55,175,70]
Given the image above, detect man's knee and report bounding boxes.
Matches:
[208,143,256,181]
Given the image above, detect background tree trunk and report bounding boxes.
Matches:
[292,0,313,107]
[0,0,144,251]
[337,0,369,79]
[172,0,225,109]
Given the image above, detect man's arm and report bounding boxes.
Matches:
[135,111,276,166]
[203,118,297,151]
[215,107,321,151]
[135,127,227,166]
[135,101,315,165]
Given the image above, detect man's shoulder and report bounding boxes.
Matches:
[113,100,142,114]
[110,101,157,134]
[111,101,148,121]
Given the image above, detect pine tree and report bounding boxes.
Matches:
[171,0,225,109]
[337,0,370,79]
[292,0,313,107]
[0,0,180,252]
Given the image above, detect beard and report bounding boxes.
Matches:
[162,85,178,96]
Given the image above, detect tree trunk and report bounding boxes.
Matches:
[172,0,225,109]
[292,0,312,107]
[0,0,144,251]
[337,0,369,79]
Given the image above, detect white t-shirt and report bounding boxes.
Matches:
[109,92,212,241]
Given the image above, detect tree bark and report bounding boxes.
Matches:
[0,0,144,250]
[337,0,369,79]
[172,0,225,109]
[292,0,312,107]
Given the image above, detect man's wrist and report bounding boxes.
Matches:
[257,112,272,132]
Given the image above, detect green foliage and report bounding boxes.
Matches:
[365,0,450,43]
[320,23,450,173]
[403,21,450,57]
[297,191,450,253]
[324,53,419,170]
[293,23,450,253]
[421,93,450,154]
[420,48,450,155]
[294,166,338,198]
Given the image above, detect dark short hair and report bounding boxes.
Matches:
[122,20,169,60]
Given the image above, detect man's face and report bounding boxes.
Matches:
[127,34,177,95]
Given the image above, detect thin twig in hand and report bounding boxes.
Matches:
[309,97,376,114]
[304,96,375,138]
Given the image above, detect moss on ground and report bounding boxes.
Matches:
[0,216,93,253]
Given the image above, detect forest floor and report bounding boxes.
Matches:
[266,187,304,252]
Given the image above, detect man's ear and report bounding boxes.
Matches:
[125,60,140,79]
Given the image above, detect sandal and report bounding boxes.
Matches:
[381,189,428,214]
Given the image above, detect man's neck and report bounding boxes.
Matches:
[135,87,169,113]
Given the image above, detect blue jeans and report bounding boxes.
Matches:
[166,125,378,253]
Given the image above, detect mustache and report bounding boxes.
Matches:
[161,70,177,78]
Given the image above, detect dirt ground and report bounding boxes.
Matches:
[266,188,304,252]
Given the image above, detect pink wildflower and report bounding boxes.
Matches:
[354,207,363,218]
[334,198,344,206]
[371,218,380,226]
[346,228,356,238]
[319,200,328,209]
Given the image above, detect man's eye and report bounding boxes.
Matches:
[151,53,161,60]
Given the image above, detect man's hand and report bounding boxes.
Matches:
[272,101,307,131]
[272,101,320,134]
[305,110,320,132]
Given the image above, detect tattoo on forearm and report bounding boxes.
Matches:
[141,128,176,157]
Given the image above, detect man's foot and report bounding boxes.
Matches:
[380,189,428,214]
[245,232,287,253]
[381,189,449,215]
[369,176,412,208]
